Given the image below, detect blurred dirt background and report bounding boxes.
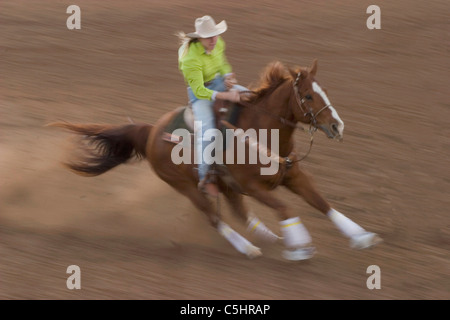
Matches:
[1,0,449,299]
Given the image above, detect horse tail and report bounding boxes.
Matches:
[47,121,152,176]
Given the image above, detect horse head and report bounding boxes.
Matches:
[289,59,344,141]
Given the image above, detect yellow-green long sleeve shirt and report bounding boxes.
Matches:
[178,37,232,100]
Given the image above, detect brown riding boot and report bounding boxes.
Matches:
[198,177,219,197]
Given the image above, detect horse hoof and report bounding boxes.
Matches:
[282,246,316,261]
[246,245,262,259]
[350,232,383,250]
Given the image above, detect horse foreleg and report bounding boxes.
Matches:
[283,166,383,250]
[176,183,261,258]
[220,186,280,243]
[282,166,331,214]
[245,182,315,260]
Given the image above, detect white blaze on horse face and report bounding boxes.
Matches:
[312,82,344,138]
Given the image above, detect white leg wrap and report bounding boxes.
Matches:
[217,222,261,258]
[247,217,280,243]
[279,217,312,248]
[327,208,365,238]
[327,209,383,249]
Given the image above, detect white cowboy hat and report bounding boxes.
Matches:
[186,15,227,38]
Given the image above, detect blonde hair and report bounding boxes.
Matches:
[176,31,198,58]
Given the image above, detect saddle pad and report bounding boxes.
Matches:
[164,106,192,135]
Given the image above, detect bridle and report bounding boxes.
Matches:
[292,71,331,132]
[236,71,331,163]
[239,71,330,132]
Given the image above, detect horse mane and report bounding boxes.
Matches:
[246,61,296,103]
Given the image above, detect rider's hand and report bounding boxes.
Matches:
[226,90,241,103]
[225,73,238,90]
[216,90,241,103]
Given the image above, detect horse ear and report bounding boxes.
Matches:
[310,59,318,76]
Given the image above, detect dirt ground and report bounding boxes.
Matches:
[1,0,449,300]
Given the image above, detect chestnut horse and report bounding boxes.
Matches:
[49,60,382,260]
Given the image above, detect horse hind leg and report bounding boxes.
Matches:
[176,183,262,259]
[217,221,262,259]
[220,185,280,243]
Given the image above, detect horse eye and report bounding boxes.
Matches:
[305,94,313,100]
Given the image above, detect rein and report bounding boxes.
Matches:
[236,72,329,164]
[237,91,307,132]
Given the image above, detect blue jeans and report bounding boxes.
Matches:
[187,76,247,182]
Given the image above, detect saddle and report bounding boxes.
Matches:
[164,100,241,135]
[162,100,244,193]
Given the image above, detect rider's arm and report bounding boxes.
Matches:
[181,59,215,100]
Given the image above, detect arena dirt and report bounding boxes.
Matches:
[1,0,448,299]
